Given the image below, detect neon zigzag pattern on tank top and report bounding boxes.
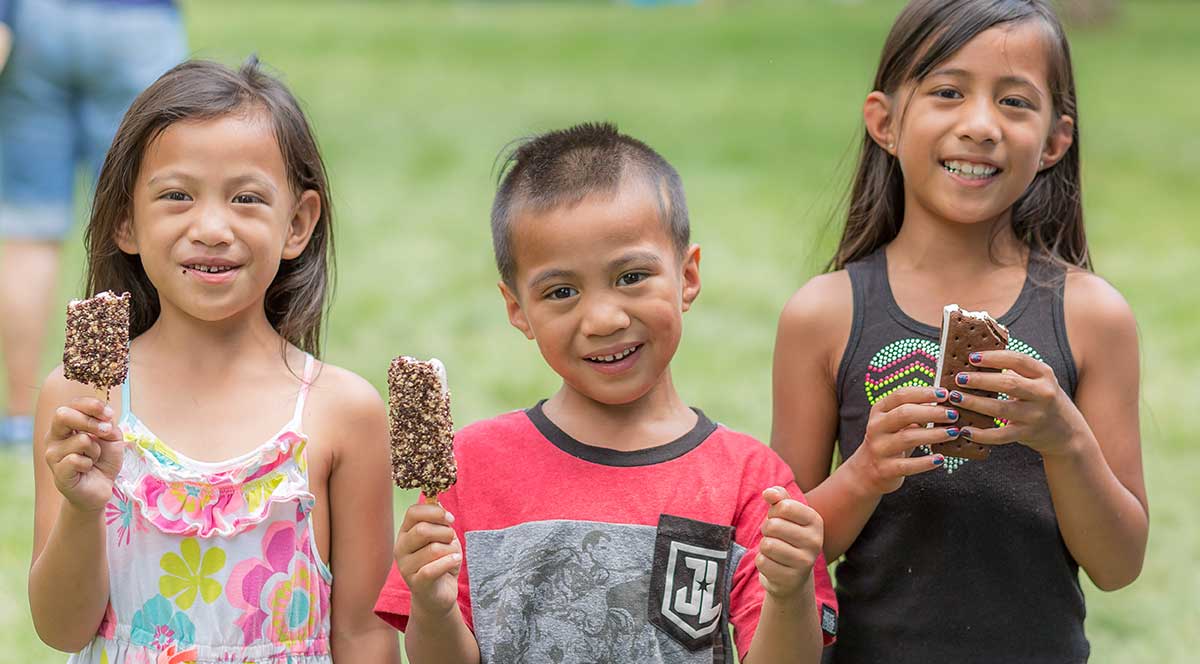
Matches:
[863,337,1043,473]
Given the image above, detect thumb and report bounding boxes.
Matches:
[762,486,788,505]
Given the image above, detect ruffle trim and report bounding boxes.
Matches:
[116,426,314,538]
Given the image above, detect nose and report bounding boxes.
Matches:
[186,200,235,247]
[957,96,1002,145]
[579,292,631,338]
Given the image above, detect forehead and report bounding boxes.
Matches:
[931,21,1054,89]
[141,109,286,181]
[509,183,673,280]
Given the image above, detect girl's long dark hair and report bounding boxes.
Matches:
[830,0,1088,272]
[84,58,334,356]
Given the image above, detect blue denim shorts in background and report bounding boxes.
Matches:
[0,0,186,240]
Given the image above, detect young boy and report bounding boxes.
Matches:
[375,122,837,664]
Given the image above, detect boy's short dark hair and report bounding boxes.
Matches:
[491,122,690,288]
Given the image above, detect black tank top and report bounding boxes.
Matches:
[827,248,1088,663]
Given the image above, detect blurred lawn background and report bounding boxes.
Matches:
[2,0,1196,661]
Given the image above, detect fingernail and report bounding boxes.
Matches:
[946,427,960,438]
[960,428,972,438]
[451,553,462,562]
[445,511,455,524]
[969,352,982,364]
[932,455,945,466]
[949,391,963,404]
[947,409,958,421]
[956,373,969,386]
[934,388,948,399]
[98,422,112,433]
[103,406,114,418]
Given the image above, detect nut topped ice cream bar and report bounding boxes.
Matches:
[63,291,131,392]
[932,304,1009,460]
[387,356,456,499]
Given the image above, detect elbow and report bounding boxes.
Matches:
[1086,555,1145,592]
[33,623,93,654]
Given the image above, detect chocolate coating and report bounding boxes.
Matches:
[388,357,456,496]
[63,291,131,391]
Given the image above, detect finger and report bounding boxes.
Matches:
[761,514,822,547]
[50,406,115,440]
[399,504,455,532]
[397,521,457,557]
[958,425,1025,446]
[66,398,116,422]
[890,452,948,476]
[399,540,461,578]
[765,498,821,528]
[952,370,1043,401]
[877,402,961,434]
[411,550,463,585]
[968,350,1053,379]
[876,386,949,415]
[881,424,962,456]
[46,431,102,465]
[762,486,789,506]
[947,390,1020,421]
[53,453,95,485]
[760,536,820,570]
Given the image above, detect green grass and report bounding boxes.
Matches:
[2,0,1197,661]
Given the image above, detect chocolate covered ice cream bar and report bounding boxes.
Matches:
[931,304,1009,460]
[388,356,456,499]
[63,291,131,393]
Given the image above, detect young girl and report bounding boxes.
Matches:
[30,60,400,663]
[771,1,1147,662]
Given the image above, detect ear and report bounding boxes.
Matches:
[114,216,138,254]
[680,244,701,312]
[499,280,535,340]
[1039,113,1075,171]
[281,189,321,260]
[864,91,898,155]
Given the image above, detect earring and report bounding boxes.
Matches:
[887,142,895,151]
[1039,159,1045,168]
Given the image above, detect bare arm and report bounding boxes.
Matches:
[770,274,954,560]
[29,368,124,651]
[397,503,480,664]
[959,274,1148,589]
[1055,274,1148,589]
[320,371,401,662]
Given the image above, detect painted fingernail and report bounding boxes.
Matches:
[445,511,455,523]
[947,409,959,421]
[97,422,112,433]
[934,388,948,399]
[451,553,462,562]
[969,352,982,364]
[949,391,963,403]
[932,455,945,466]
[946,427,960,438]
[960,428,973,438]
[956,373,969,386]
[103,406,114,418]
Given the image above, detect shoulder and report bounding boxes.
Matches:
[703,425,793,482]
[38,364,106,410]
[453,409,533,454]
[777,270,853,333]
[307,361,385,422]
[1062,270,1139,363]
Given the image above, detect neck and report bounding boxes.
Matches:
[542,367,696,452]
[888,204,1028,279]
[135,298,290,378]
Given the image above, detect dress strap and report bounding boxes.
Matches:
[120,372,133,422]
[290,353,316,427]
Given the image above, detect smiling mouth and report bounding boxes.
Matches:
[942,159,1001,180]
[584,344,642,363]
[184,264,237,274]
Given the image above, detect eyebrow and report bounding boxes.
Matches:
[528,268,578,291]
[145,171,279,194]
[928,67,1045,97]
[609,250,663,271]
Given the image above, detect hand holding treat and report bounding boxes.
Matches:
[63,291,131,398]
[387,356,457,502]
[942,348,1089,459]
[930,305,1008,460]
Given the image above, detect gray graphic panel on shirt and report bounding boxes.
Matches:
[467,519,748,664]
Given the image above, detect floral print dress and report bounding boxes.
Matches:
[69,355,333,664]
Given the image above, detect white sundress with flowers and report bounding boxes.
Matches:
[69,355,333,664]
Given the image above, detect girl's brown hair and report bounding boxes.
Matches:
[830,0,1088,272]
[84,57,334,356]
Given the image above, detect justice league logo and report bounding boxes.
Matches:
[649,514,734,652]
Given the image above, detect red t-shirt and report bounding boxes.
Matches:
[376,404,837,662]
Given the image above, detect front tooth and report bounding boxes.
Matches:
[604,355,615,362]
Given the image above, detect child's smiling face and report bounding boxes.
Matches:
[117,108,320,326]
[868,20,1074,227]
[500,182,700,407]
